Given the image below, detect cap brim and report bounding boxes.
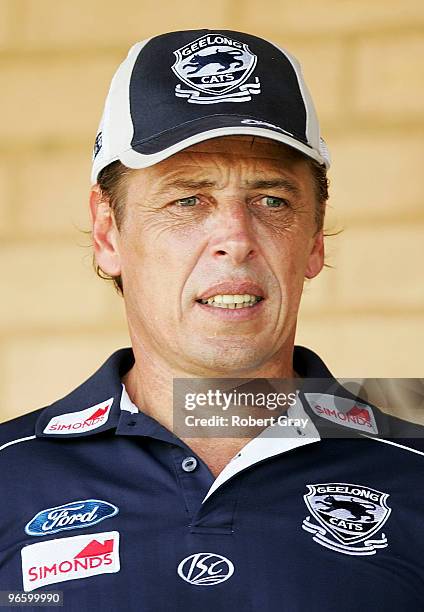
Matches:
[116,116,329,173]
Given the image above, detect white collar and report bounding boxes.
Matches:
[202,396,320,503]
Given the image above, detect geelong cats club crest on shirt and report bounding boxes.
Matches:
[302,483,392,556]
[172,34,261,104]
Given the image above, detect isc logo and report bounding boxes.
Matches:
[177,552,234,586]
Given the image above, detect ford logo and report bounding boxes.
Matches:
[25,499,119,536]
[177,552,234,586]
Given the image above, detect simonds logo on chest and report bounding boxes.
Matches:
[21,531,120,592]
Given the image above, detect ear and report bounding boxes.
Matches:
[305,230,324,279]
[89,185,122,277]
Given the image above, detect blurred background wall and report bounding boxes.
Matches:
[0,0,423,423]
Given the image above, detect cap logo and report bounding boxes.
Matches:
[172,34,261,104]
[93,131,102,160]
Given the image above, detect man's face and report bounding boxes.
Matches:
[102,136,324,375]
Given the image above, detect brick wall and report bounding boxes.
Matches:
[1,1,423,423]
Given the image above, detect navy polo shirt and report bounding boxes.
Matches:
[0,346,423,611]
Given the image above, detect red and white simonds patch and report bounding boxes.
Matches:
[304,394,378,434]
[43,398,113,434]
[21,531,120,592]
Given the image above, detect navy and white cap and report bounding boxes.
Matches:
[91,29,331,185]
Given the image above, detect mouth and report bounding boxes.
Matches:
[196,294,264,309]
[196,278,265,318]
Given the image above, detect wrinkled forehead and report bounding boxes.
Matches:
[144,136,313,183]
[124,135,315,201]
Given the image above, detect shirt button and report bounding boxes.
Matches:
[182,456,198,472]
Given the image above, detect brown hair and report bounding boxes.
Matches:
[93,150,330,296]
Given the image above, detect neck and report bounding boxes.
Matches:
[122,333,298,437]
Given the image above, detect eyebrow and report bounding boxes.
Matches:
[243,179,301,197]
[160,177,301,197]
[161,179,217,191]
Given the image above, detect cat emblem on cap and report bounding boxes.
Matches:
[172,33,261,104]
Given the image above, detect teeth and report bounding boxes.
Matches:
[198,293,263,309]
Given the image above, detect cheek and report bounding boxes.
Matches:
[273,235,314,295]
[119,224,199,301]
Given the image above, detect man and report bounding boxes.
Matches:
[0,29,423,611]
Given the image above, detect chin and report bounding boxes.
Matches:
[192,343,268,375]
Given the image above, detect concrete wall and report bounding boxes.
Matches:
[1,1,423,423]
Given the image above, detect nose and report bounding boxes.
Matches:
[208,203,257,265]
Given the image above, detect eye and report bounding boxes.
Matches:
[174,196,199,207]
[262,196,289,208]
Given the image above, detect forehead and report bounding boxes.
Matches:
[127,136,312,191]
[180,135,304,159]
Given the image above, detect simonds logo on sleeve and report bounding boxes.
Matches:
[43,399,114,434]
[21,531,120,591]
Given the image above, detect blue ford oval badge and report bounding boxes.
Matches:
[25,499,119,536]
